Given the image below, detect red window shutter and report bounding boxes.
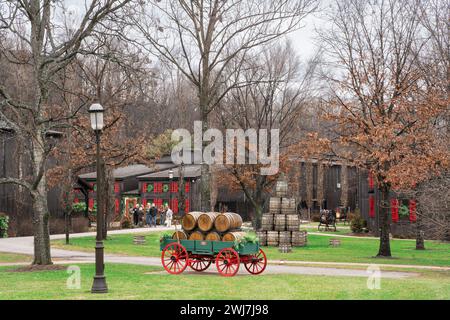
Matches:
[155,198,162,207]
[185,199,190,213]
[185,182,190,193]
[155,183,162,193]
[171,182,178,193]
[115,199,120,214]
[409,199,417,222]
[88,198,94,209]
[369,195,375,218]
[368,172,374,189]
[142,183,147,193]
[172,198,178,213]
[114,183,120,193]
[391,199,399,223]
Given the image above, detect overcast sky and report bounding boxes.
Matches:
[64,0,323,61]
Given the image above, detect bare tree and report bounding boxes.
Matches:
[415,172,450,243]
[315,0,449,257]
[215,42,317,227]
[124,0,318,210]
[0,0,132,265]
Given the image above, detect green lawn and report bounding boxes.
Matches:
[0,252,32,264]
[0,263,449,300]
[52,232,450,267]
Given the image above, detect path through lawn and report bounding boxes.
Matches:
[52,232,450,267]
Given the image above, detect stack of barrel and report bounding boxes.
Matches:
[256,180,307,248]
[172,211,245,242]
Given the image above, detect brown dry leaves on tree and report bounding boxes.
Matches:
[47,109,148,190]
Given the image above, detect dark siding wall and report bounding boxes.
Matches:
[292,162,360,213]
[347,167,358,210]
[190,179,201,211]
[0,132,66,236]
[324,165,342,210]
[357,170,417,237]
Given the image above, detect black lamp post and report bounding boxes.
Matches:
[89,103,108,294]
[168,169,174,213]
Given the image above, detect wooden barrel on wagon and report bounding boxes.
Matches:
[274,214,286,231]
[261,214,274,230]
[256,231,267,246]
[222,231,246,242]
[181,211,203,231]
[279,231,291,244]
[269,197,281,214]
[286,215,300,231]
[172,230,189,240]
[214,212,243,232]
[281,198,296,215]
[188,230,205,241]
[198,212,220,232]
[205,231,221,241]
[275,180,288,197]
[291,230,307,247]
[266,231,279,246]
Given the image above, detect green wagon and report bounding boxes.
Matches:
[160,237,267,277]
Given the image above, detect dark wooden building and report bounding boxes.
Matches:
[0,120,66,236]
[288,158,417,237]
[137,164,202,214]
[77,163,177,219]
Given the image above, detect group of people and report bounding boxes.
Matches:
[130,203,173,228]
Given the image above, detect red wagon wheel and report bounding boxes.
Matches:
[216,248,240,277]
[189,257,212,272]
[161,242,189,274]
[243,248,267,275]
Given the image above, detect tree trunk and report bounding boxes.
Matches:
[253,204,263,230]
[415,213,425,250]
[99,162,112,240]
[32,181,52,265]
[200,111,211,211]
[178,164,186,215]
[31,132,52,265]
[377,185,392,257]
[65,212,70,245]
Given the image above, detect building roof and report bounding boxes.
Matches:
[79,163,174,180]
[155,149,203,165]
[138,164,202,179]
[216,187,245,202]
[122,189,140,195]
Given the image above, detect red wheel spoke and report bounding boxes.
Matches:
[161,243,188,275]
[166,260,175,270]
[244,249,266,275]
[216,248,239,277]
[189,257,212,272]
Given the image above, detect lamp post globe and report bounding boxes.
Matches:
[89,103,108,294]
[89,103,104,131]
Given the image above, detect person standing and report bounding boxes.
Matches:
[150,203,157,227]
[138,205,145,227]
[165,206,173,228]
[160,204,167,226]
[145,203,152,227]
[132,204,140,226]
